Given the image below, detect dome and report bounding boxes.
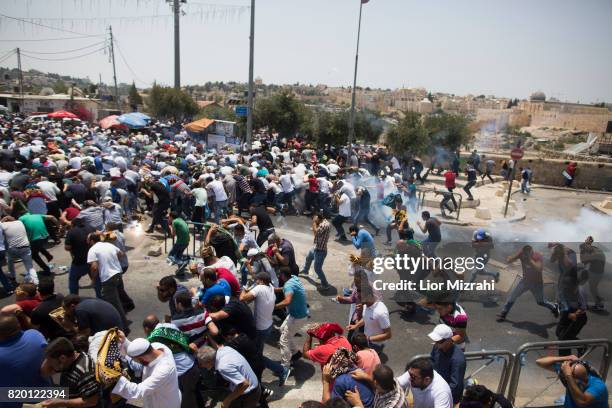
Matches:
[420,98,432,104]
[530,91,546,101]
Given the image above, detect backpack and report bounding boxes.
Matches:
[382,193,401,208]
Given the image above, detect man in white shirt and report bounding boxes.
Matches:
[332,191,351,242]
[397,358,453,408]
[239,272,276,356]
[197,345,261,408]
[279,169,296,214]
[347,286,391,354]
[87,234,129,329]
[206,176,228,224]
[113,337,181,408]
[36,176,61,218]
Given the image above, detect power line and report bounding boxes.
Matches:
[0,49,16,65]
[113,39,152,87]
[0,13,104,37]
[20,46,107,62]
[22,41,107,55]
[0,35,102,42]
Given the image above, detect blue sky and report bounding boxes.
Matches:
[0,0,611,103]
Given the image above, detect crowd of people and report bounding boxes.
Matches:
[0,112,608,408]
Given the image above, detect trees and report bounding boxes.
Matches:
[53,80,68,94]
[386,112,430,156]
[146,82,198,120]
[424,112,472,151]
[128,82,143,108]
[197,104,237,122]
[252,90,308,138]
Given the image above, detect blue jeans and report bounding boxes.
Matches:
[257,324,284,377]
[69,263,101,298]
[169,243,188,260]
[422,237,439,257]
[303,248,329,286]
[213,199,228,224]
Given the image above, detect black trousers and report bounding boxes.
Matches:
[31,238,52,273]
[178,363,204,408]
[556,311,587,356]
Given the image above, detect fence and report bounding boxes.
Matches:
[406,338,611,407]
[417,187,463,221]
[506,338,612,407]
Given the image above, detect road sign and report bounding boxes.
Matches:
[510,147,524,160]
[235,106,248,117]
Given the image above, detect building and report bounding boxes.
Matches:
[0,93,100,120]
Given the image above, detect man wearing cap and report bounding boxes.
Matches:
[429,324,466,405]
[112,336,181,408]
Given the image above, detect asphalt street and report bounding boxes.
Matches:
[2,187,611,407]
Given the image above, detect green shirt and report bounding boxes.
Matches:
[19,213,49,242]
[172,218,190,246]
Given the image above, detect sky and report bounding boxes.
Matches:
[0,0,611,103]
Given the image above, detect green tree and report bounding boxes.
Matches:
[146,82,198,120]
[385,112,431,156]
[424,112,472,151]
[128,81,143,107]
[253,90,307,138]
[311,110,382,147]
[53,80,68,94]
[196,104,237,121]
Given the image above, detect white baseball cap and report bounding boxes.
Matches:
[127,338,151,357]
[427,324,454,343]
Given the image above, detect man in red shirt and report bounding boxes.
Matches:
[303,322,351,367]
[443,169,458,210]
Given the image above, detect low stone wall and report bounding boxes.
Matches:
[473,153,612,191]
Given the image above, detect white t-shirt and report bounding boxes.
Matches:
[279,174,294,193]
[338,193,351,217]
[207,180,228,202]
[341,182,357,200]
[328,163,340,176]
[317,177,333,194]
[192,188,208,207]
[268,181,282,195]
[37,180,60,202]
[209,256,237,276]
[87,241,123,283]
[397,370,453,408]
[249,284,276,330]
[362,301,391,344]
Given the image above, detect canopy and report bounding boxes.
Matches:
[184,118,215,133]
[48,110,78,119]
[99,115,127,130]
[117,112,149,128]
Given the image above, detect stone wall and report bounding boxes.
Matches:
[475,153,612,191]
[530,111,612,133]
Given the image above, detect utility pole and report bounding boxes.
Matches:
[16,47,24,108]
[171,0,183,90]
[98,73,102,98]
[246,0,255,147]
[108,26,119,111]
[347,0,365,167]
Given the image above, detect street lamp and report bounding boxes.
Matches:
[347,0,369,166]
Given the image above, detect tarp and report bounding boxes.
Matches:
[184,118,215,133]
[48,110,78,119]
[117,112,149,128]
[99,115,127,130]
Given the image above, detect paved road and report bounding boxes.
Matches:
[2,188,611,407]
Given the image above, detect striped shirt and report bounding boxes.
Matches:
[61,352,100,400]
[234,175,253,194]
[172,309,213,342]
[314,219,331,251]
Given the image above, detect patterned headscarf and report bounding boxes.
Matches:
[327,347,357,380]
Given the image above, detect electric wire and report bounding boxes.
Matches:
[20,46,108,62]
[113,39,151,87]
[21,41,107,55]
[0,13,104,37]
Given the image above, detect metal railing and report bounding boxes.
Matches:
[406,349,515,395]
[417,187,463,221]
[506,338,612,406]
